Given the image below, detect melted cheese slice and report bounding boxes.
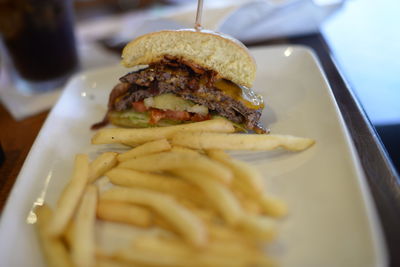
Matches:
[214,79,264,109]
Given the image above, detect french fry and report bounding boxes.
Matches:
[106,168,205,206]
[153,203,215,231]
[231,179,287,217]
[96,256,133,267]
[231,178,258,197]
[237,215,277,241]
[101,187,207,247]
[96,253,145,267]
[208,150,287,217]
[117,139,171,162]
[114,246,191,267]
[171,132,315,151]
[258,195,288,218]
[35,205,73,267]
[115,238,248,267]
[233,189,263,215]
[63,221,74,249]
[170,145,201,155]
[130,236,275,267]
[207,149,264,194]
[97,200,152,227]
[185,206,217,224]
[153,216,175,232]
[71,185,98,267]
[208,223,251,244]
[48,154,89,236]
[92,118,235,145]
[89,152,118,183]
[171,169,243,225]
[118,151,232,184]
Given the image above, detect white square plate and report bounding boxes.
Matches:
[0,46,387,267]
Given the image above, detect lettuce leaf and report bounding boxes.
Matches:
[108,111,181,128]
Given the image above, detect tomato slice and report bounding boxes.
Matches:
[164,110,191,121]
[149,109,165,124]
[191,113,211,122]
[132,101,148,112]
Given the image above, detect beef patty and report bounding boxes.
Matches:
[108,56,265,132]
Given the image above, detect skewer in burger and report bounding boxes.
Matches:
[93,29,266,133]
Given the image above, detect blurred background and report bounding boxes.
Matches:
[0,0,399,173]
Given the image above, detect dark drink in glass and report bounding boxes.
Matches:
[0,0,78,93]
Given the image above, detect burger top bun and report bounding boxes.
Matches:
[121,29,256,88]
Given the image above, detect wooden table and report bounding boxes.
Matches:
[1,33,399,266]
[0,105,48,208]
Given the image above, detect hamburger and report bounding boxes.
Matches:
[93,29,266,133]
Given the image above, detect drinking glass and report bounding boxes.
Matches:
[0,0,79,94]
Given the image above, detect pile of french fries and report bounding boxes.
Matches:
[35,118,315,267]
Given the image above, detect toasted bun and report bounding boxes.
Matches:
[121,29,256,88]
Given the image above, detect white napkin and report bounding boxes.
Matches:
[0,66,62,120]
[218,0,344,42]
